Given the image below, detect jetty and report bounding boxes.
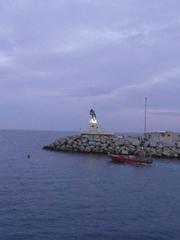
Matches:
[43,110,180,159]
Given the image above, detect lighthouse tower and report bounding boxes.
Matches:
[81,109,114,136]
[88,109,100,133]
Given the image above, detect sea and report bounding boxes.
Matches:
[0,130,180,240]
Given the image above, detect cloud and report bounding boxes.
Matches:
[0,0,180,130]
[119,67,180,91]
[149,109,180,117]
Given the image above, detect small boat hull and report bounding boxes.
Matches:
[111,154,153,165]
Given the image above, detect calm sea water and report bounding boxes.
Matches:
[0,130,180,240]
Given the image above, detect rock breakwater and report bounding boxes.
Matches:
[43,133,180,159]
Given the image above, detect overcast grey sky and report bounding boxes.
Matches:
[0,0,180,132]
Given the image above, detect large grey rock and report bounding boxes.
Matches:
[114,139,125,146]
[129,138,141,146]
[162,147,171,157]
[121,147,129,155]
[149,140,157,148]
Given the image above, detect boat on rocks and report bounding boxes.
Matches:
[110,154,153,165]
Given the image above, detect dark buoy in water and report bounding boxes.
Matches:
[27,154,31,158]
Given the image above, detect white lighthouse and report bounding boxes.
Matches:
[88,109,100,133]
[81,109,114,136]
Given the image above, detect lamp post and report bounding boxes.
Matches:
[144,97,147,139]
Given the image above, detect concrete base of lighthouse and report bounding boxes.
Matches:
[81,121,114,136]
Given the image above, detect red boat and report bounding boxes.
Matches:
[110,154,153,165]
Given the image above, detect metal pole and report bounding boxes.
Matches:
[144,97,147,138]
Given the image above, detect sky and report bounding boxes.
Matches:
[0,0,180,132]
